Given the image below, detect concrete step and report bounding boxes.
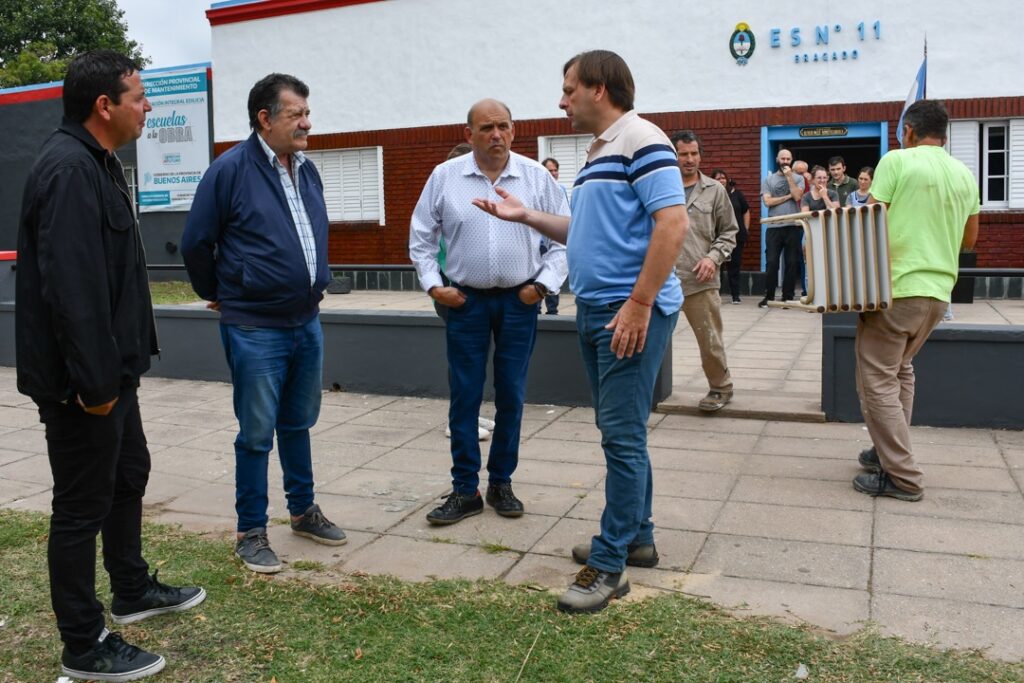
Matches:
[657,391,825,423]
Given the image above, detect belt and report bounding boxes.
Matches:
[454,280,531,296]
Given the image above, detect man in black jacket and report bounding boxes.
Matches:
[16,50,205,682]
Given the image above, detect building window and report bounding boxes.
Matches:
[304,147,385,224]
[982,122,1008,208]
[122,163,138,216]
[537,134,593,196]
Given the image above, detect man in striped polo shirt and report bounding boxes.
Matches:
[473,50,688,613]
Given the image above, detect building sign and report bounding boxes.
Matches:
[799,126,848,137]
[137,67,210,213]
[769,20,882,65]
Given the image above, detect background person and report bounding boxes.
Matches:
[846,166,874,207]
[801,165,841,211]
[827,155,859,206]
[713,168,750,304]
[760,149,805,307]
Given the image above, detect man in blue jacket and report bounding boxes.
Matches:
[182,73,346,573]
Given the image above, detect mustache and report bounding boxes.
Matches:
[293,131,308,139]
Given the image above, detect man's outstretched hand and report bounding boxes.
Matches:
[472,187,527,223]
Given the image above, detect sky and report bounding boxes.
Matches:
[117,0,216,69]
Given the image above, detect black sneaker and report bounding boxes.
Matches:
[485,483,524,518]
[62,629,165,682]
[235,527,283,573]
[571,542,659,568]
[426,491,483,525]
[858,446,881,473]
[852,471,923,502]
[758,298,770,309]
[291,504,348,546]
[557,566,630,614]
[111,570,206,625]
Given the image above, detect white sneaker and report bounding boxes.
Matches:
[445,424,491,441]
[478,416,496,430]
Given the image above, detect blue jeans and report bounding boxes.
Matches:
[220,317,323,532]
[446,288,538,495]
[576,300,678,572]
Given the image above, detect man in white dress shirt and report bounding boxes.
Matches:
[409,99,569,525]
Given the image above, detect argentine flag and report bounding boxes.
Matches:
[897,57,927,148]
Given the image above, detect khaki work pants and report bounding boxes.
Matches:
[854,296,947,493]
[681,288,732,393]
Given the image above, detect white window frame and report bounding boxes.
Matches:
[304,146,385,225]
[982,121,1009,209]
[122,162,138,217]
[537,134,593,198]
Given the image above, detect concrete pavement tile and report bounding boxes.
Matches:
[313,404,376,424]
[873,548,1024,608]
[908,425,998,448]
[876,488,1024,524]
[519,419,552,439]
[140,389,228,410]
[313,423,426,447]
[745,454,860,482]
[530,517,603,558]
[517,438,604,466]
[360,447,452,476]
[727,367,788,381]
[0,390,36,407]
[1002,448,1024,470]
[181,429,237,454]
[503,553,578,589]
[874,513,1024,560]
[911,442,1006,468]
[149,510,236,534]
[149,409,239,430]
[316,467,450,502]
[507,483,588,517]
[395,428,452,452]
[384,396,451,414]
[311,440,393,469]
[927,463,1020,492]
[786,369,821,382]
[647,428,758,455]
[303,491,427,534]
[0,428,48,454]
[163,482,237,519]
[144,422,219,447]
[308,421,342,436]
[994,430,1024,448]
[567,491,723,533]
[520,404,571,421]
[3,487,52,512]
[0,453,52,485]
[0,448,36,467]
[348,409,447,430]
[558,407,596,423]
[532,421,603,443]
[183,396,237,414]
[727,357,793,370]
[692,533,870,590]
[713,501,872,546]
[0,407,42,429]
[150,447,233,482]
[872,593,1024,661]
[654,469,736,501]
[655,414,765,435]
[780,380,821,395]
[762,421,871,440]
[754,435,872,460]
[143,472,213,506]
[530,517,704,572]
[339,535,519,581]
[729,475,873,512]
[320,392,400,410]
[265,524,378,567]
[0,478,49,505]
[650,447,747,475]
[513,459,605,488]
[678,574,868,635]
[390,509,558,553]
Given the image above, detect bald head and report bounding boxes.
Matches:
[792,160,808,174]
[466,98,512,128]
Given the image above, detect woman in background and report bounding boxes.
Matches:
[713,169,749,304]
[846,166,874,207]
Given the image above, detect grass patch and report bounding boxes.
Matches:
[290,560,326,572]
[149,280,202,305]
[1,509,1021,682]
[480,541,515,555]
[429,536,455,544]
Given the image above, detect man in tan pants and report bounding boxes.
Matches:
[671,131,738,411]
[854,99,979,501]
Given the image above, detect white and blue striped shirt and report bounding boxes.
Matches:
[257,134,317,286]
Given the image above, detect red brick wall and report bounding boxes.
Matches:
[213,96,1024,270]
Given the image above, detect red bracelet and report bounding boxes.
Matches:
[629,295,652,308]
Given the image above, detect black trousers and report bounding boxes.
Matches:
[763,226,803,301]
[37,386,150,651]
[725,237,746,300]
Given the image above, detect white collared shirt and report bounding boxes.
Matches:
[257,134,316,286]
[409,151,569,292]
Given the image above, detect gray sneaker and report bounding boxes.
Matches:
[557,566,630,614]
[291,504,347,546]
[858,446,881,473]
[571,542,659,568]
[852,471,923,502]
[235,527,283,573]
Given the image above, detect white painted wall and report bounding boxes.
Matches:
[210,0,1024,141]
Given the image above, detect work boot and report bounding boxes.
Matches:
[571,542,659,568]
[557,566,630,614]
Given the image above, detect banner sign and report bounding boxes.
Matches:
[137,67,210,212]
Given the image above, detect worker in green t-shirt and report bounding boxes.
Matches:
[852,99,980,503]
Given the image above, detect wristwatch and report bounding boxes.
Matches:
[533,282,550,298]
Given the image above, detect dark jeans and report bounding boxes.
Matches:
[38,386,151,652]
[576,300,678,572]
[724,237,746,300]
[220,318,323,532]
[445,287,538,494]
[764,225,803,301]
[544,293,560,314]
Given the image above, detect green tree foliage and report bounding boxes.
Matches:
[0,0,149,87]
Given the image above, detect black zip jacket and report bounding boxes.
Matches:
[16,119,159,406]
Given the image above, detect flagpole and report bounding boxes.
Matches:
[923,36,927,99]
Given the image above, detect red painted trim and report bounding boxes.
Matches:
[0,251,16,261]
[207,0,382,26]
[0,85,62,105]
